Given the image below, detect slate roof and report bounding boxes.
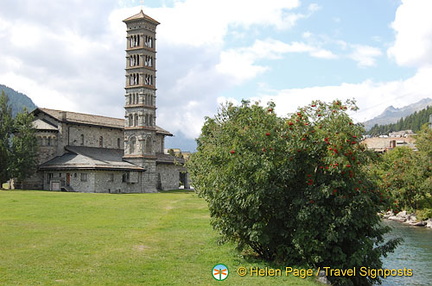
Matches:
[39,146,145,171]
[33,108,173,136]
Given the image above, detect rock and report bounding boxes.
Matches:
[316,270,331,285]
[388,216,406,222]
[406,214,417,223]
[426,219,432,229]
[411,221,426,227]
[396,210,407,217]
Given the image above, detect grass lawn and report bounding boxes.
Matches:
[0,190,319,285]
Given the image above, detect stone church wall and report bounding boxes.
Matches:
[68,125,124,149]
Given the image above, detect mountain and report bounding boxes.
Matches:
[363,98,432,131]
[0,84,37,116]
[165,131,197,152]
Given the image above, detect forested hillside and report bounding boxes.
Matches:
[367,106,432,136]
[0,84,37,117]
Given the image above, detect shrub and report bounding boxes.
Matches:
[189,100,400,285]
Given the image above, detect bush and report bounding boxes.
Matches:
[416,208,432,221]
[189,100,400,285]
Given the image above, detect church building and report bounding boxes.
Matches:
[25,11,188,193]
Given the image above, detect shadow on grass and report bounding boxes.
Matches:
[158,189,195,194]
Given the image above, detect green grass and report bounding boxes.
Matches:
[0,190,318,285]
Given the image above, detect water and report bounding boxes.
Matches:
[381,220,432,286]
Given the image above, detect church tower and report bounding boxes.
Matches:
[123,11,160,192]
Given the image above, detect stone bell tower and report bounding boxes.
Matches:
[123,10,160,192]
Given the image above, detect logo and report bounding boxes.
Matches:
[212,264,229,281]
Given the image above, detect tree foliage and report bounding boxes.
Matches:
[376,124,432,213]
[189,99,400,285]
[0,91,38,187]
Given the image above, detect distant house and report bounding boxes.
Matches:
[362,135,417,153]
[388,130,414,138]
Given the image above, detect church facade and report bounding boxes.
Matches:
[24,11,188,193]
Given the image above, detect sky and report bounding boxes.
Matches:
[1,0,432,151]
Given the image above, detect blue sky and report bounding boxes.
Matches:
[1,0,431,151]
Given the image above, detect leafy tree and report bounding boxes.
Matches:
[379,147,426,211]
[375,125,432,213]
[0,91,38,188]
[189,99,400,285]
[415,124,432,157]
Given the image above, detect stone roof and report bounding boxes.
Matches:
[36,108,124,129]
[34,108,173,136]
[39,146,145,171]
[123,10,160,25]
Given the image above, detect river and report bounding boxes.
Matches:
[380,220,432,286]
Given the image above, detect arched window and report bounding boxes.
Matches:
[117,138,121,148]
[145,137,152,154]
[81,134,84,146]
[129,114,133,127]
[134,114,139,126]
[130,137,136,154]
[99,136,103,147]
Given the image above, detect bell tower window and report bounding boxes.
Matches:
[144,35,153,48]
[130,35,140,48]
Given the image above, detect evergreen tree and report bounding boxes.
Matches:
[0,91,38,188]
[10,108,38,187]
[367,106,432,135]
[0,91,13,185]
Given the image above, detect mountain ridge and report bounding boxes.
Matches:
[363,98,432,131]
[0,84,37,116]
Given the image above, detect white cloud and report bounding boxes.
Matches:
[249,66,432,123]
[349,45,382,67]
[216,39,336,84]
[388,0,432,67]
[145,0,303,47]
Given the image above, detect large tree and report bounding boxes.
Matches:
[189,99,400,285]
[0,91,38,188]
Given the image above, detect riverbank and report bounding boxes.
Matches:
[382,210,432,228]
